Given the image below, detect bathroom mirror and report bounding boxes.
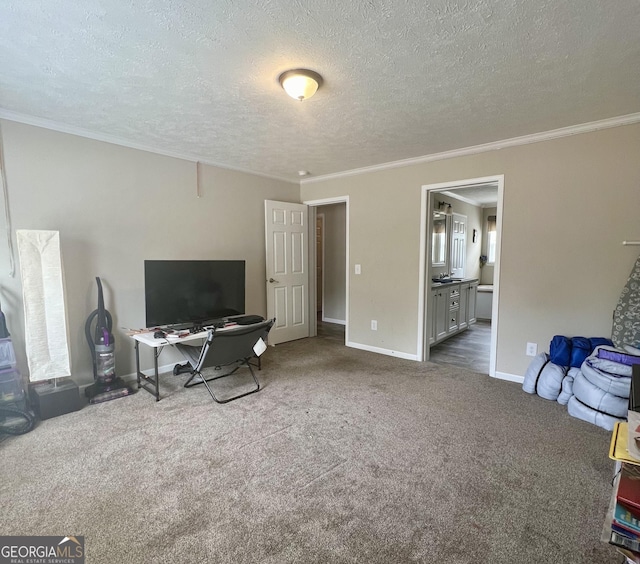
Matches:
[432,211,447,266]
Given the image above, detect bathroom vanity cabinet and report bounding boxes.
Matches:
[429,279,478,346]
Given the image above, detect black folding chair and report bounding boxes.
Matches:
[174,319,274,403]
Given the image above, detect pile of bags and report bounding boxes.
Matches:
[523,335,640,430]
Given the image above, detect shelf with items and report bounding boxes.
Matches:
[605,367,640,562]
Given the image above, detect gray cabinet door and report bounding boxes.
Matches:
[435,289,448,342]
[468,283,478,325]
[459,283,469,330]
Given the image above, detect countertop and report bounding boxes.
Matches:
[430,277,478,289]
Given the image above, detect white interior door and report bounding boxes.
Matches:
[450,213,467,279]
[265,200,309,344]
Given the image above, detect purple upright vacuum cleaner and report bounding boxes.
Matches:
[85,277,134,404]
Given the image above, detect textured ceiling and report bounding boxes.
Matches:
[1,0,639,182]
[443,184,498,206]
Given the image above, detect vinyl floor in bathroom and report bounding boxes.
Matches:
[429,320,491,374]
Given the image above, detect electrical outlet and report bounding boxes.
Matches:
[526,342,537,357]
[355,264,361,275]
[371,320,377,331]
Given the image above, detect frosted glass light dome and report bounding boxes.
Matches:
[279,69,323,101]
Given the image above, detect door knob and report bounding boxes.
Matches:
[268,278,279,283]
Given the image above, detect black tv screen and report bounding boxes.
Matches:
[144,260,245,328]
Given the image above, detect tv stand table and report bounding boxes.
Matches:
[131,320,263,401]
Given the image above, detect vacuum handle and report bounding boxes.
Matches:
[95,277,107,342]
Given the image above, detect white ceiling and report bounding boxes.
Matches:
[1,0,639,183]
[442,184,498,206]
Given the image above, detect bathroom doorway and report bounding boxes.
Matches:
[419,175,503,377]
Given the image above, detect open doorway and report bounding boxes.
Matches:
[419,176,504,377]
[304,197,349,345]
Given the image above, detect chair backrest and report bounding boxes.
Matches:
[195,318,275,371]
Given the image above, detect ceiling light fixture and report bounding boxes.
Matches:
[279,69,323,101]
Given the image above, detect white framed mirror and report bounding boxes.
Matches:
[431,211,447,266]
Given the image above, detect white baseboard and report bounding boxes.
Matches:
[125,352,521,384]
[322,317,346,325]
[120,362,178,381]
[346,341,419,361]
[493,371,524,384]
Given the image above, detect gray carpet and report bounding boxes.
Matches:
[0,337,620,563]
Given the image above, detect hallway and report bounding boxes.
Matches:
[316,316,345,344]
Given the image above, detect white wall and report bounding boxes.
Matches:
[0,120,299,384]
[301,123,640,377]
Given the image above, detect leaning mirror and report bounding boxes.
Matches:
[432,211,447,266]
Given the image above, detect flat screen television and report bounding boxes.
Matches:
[144,260,245,328]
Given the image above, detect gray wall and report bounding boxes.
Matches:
[3,119,640,382]
[0,120,299,384]
[301,123,640,377]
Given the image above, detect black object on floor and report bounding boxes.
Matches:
[173,363,192,376]
[0,405,35,435]
[29,379,82,420]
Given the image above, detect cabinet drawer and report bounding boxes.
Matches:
[449,285,460,311]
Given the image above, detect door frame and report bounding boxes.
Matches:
[316,212,325,319]
[303,196,349,344]
[418,175,504,377]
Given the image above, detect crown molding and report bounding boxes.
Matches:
[0,108,299,185]
[4,107,639,187]
[301,112,640,184]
